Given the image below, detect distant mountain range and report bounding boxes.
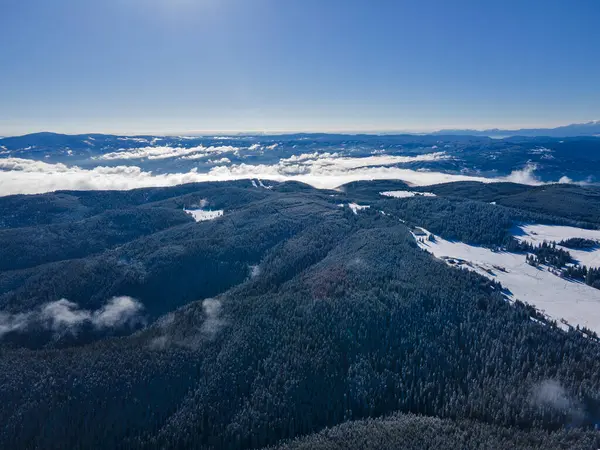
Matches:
[2,129,600,189]
[2,121,600,142]
[433,120,600,138]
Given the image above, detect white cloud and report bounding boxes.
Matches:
[0,154,569,197]
[99,145,239,161]
[246,143,279,151]
[532,380,583,421]
[0,311,31,337]
[532,380,572,410]
[117,137,152,143]
[208,157,231,164]
[0,296,144,338]
[249,265,261,278]
[181,148,238,160]
[0,158,213,195]
[91,296,145,328]
[200,298,225,339]
[503,163,542,185]
[179,153,208,161]
[206,161,500,189]
[149,297,227,350]
[281,151,451,169]
[559,176,573,184]
[41,299,91,330]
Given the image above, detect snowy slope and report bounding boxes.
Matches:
[414,229,600,333]
[514,224,600,268]
[339,203,370,215]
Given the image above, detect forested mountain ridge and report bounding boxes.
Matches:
[417,182,600,225]
[270,413,600,450]
[1,180,600,449]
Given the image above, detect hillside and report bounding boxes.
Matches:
[1,180,600,449]
[269,413,600,450]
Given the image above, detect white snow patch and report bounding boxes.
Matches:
[413,228,600,334]
[345,203,370,215]
[380,190,436,198]
[514,224,600,268]
[184,209,224,222]
[257,179,273,190]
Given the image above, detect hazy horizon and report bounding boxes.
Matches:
[2,119,600,138]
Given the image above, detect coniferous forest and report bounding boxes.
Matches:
[1,180,600,449]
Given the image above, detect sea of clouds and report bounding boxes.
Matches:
[0,148,563,196]
[98,144,241,161]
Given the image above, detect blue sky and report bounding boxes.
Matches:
[1,0,599,135]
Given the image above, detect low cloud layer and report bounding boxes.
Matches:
[502,163,541,185]
[206,157,544,189]
[282,151,451,168]
[0,151,566,197]
[0,296,144,338]
[149,298,226,350]
[98,145,240,161]
[0,158,211,195]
